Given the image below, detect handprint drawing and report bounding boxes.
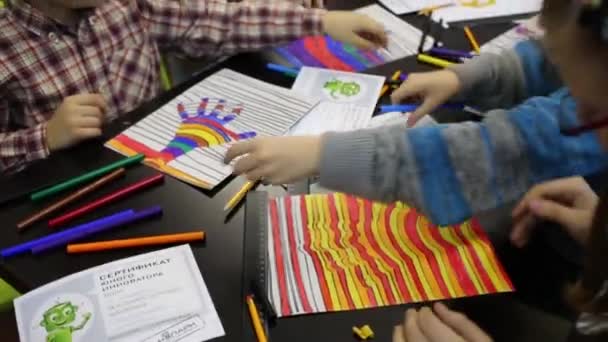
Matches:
[158,98,257,163]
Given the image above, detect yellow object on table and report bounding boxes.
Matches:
[353,324,375,340]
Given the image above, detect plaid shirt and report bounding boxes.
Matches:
[0,0,324,173]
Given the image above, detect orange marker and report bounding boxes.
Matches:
[464,26,481,54]
[66,231,205,253]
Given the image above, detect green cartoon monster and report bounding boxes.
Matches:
[39,302,91,342]
[323,78,361,99]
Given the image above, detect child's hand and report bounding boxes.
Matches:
[511,177,599,247]
[322,11,387,50]
[224,136,322,184]
[391,70,461,127]
[393,303,492,342]
[46,94,107,152]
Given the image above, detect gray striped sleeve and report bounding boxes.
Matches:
[319,126,425,210]
[450,49,527,110]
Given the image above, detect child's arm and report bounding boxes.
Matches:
[450,40,562,110]
[136,0,383,57]
[319,95,607,225]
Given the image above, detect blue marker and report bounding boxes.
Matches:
[378,104,420,113]
[1,210,135,258]
[378,103,465,114]
[266,63,300,77]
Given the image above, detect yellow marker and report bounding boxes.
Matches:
[378,85,389,99]
[464,26,481,54]
[224,180,257,211]
[418,2,455,15]
[390,70,402,81]
[417,53,454,68]
[246,296,268,342]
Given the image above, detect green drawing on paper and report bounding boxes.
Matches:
[40,302,91,342]
[323,78,361,99]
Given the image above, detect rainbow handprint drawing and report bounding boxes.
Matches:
[159,98,256,162]
[106,69,316,189]
[107,98,257,188]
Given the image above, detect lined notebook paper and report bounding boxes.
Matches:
[107,69,316,189]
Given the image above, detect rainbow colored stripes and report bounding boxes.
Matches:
[272,35,386,72]
[267,193,514,317]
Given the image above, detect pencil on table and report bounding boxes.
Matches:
[224,180,258,211]
[247,296,268,342]
[66,231,206,253]
[464,26,481,54]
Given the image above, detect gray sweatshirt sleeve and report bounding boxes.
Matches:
[450,40,561,110]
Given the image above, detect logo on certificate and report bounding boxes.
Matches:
[322,78,365,102]
[30,293,94,342]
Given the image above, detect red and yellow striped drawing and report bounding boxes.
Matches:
[267,193,514,317]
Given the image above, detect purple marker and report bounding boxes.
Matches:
[428,47,474,60]
[31,206,163,255]
[1,210,135,258]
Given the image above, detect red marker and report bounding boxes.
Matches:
[48,174,164,228]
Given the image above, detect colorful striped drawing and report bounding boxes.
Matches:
[270,35,387,72]
[267,193,514,317]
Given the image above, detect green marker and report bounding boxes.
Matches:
[30,154,145,202]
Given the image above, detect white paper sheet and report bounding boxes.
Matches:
[289,67,385,135]
[355,4,434,60]
[480,16,543,53]
[378,0,455,15]
[432,0,542,23]
[14,245,224,342]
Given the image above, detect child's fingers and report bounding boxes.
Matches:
[433,302,491,342]
[407,98,441,127]
[357,17,388,47]
[232,155,260,175]
[75,116,103,129]
[225,140,256,164]
[405,309,428,342]
[78,105,105,118]
[528,199,579,230]
[390,80,421,105]
[75,127,102,139]
[511,197,529,219]
[71,94,107,112]
[393,326,406,342]
[510,213,536,248]
[349,35,377,50]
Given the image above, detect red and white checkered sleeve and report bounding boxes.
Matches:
[137,0,326,57]
[0,100,50,174]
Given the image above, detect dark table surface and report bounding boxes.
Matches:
[0,1,520,341]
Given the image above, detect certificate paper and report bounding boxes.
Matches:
[289,67,385,135]
[15,245,224,342]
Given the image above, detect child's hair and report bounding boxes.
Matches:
[540,0,608,315]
